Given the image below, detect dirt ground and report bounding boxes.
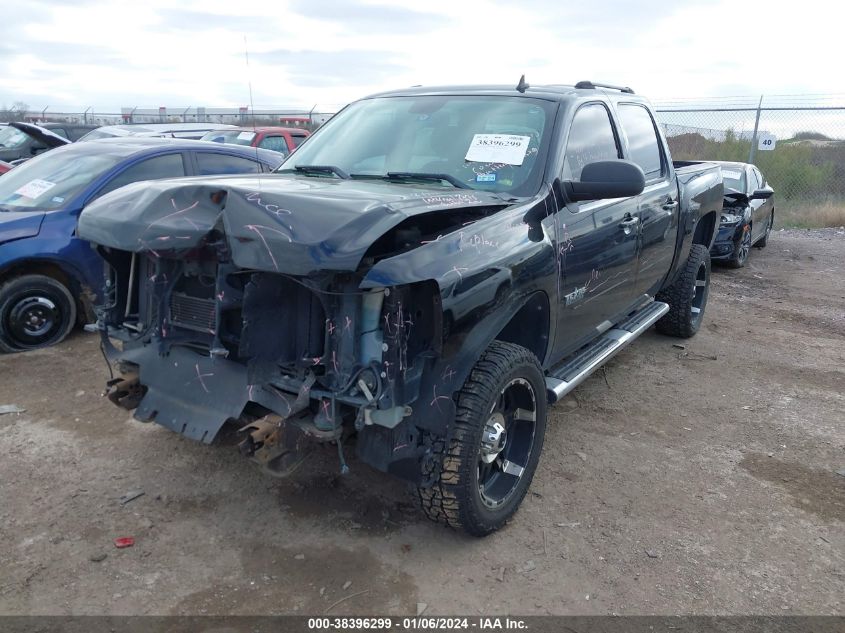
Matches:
[1,229,843,616]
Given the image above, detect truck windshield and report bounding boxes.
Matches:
[0,147,125,211]
[279,95,555,196]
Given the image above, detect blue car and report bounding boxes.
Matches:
[0,138,283,352]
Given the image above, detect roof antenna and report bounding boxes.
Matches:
[243,35,261,189]
[516,74,529,93]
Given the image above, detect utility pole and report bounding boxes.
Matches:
[748,95,763,164]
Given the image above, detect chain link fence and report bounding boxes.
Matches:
[8,96,845,227]
[5,105,345,131]
[654,99,845,228]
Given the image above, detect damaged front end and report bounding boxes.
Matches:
[81,178,512,482]
[98,245,443,480]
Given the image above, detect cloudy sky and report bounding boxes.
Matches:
[1,0,840,112]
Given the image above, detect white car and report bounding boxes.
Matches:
[78,122,238,141]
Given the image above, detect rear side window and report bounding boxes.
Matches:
[195,152,263,175]
[49,128,69,139]
[290,134,308,148]
[257,135,290,154]
[563,104,620,180]
[97,153,186,198]
[618,104,663,179]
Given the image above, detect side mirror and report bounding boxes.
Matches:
[750,189,773,200]
[564,160,645,202]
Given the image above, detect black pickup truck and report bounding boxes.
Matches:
[79,80,722,536]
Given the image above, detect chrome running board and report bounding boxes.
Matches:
[545,301,669,403]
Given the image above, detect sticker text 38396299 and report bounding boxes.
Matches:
[465,134,531,166]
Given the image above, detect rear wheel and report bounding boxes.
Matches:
[756,211,774,247]
[417,341,547,536]
[655,244,710,338]
[727,224,752,268]
[0,274,77,353]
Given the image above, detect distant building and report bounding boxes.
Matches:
[119,106,335,127]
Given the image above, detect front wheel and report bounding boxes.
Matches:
[655,244,711,338]
[0,274,77,353]
[417,341,547,536]
[727,224,752,268]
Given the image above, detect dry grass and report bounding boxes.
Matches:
[776,199,845,229]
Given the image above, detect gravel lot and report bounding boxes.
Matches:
[1,229,843,616]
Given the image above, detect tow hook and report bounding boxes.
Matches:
[105,374,144,410]
[238,414,314,478]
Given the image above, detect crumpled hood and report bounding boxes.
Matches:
[0,210,45,244]
[724,190,750,205]
[78,174,509,275]
[9,122,71,149]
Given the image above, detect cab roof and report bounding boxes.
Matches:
[364,82,649,104]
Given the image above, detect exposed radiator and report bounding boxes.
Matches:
[169,292,216,333]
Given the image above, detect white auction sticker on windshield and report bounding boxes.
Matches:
[721,169,742,180]
[15,179,57,199]
[237,131,256,141]
[465,134,531,166]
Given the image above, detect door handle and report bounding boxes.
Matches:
[618,216,639,229]
[662,198,679,211]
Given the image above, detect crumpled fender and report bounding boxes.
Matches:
[366,196,557,435]
[360,198,539,289]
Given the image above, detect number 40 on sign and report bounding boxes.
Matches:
[758,133,776,151]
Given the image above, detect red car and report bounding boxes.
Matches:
[200,126,310,156]
[0,161,13,175]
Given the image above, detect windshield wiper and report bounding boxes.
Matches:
[293,164,350,179]
[384,172,471,189]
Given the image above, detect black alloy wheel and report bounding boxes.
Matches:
[656,244,711,338]
[477,377,539,510]
[417,341,547,536]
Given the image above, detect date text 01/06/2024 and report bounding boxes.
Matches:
[307,617,528,630]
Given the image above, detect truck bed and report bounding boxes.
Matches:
[673,160,720,177]
[672,160,724,256]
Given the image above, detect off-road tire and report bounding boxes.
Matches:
[0,274,77,353]
[655,244,710,338]
[756,211,774,248]
[416,341,547,536]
